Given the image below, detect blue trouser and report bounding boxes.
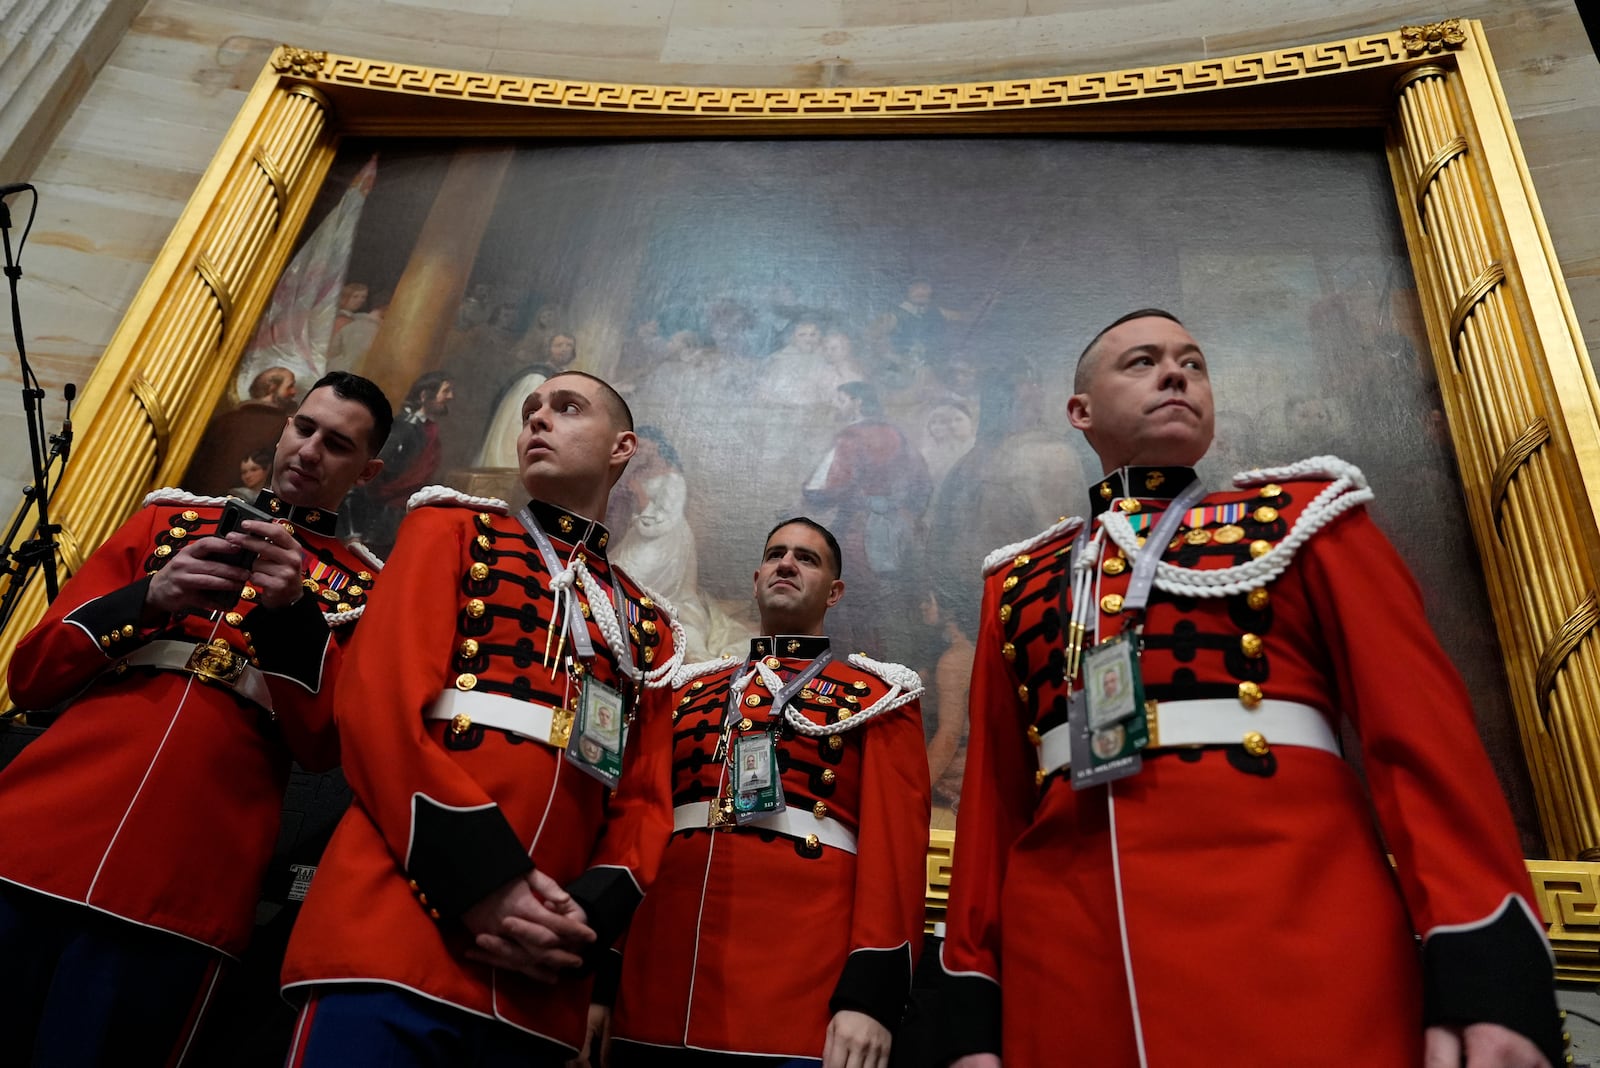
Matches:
[289,984,572,1068]
[0,881,224,1068]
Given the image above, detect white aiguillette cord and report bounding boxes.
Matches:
[516,505,633,679]
[1065,478,1207,680]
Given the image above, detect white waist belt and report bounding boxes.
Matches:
[121,639,273,712]
[1037,698,1339,776]
[425,690,570,749]
[672,801,858,854]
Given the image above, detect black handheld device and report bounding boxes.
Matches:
[214,497,276,570]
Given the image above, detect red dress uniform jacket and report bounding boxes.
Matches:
[0,489,375,954]
[940,460,1561,1066]
[612,635,931,1058]
[281,491,678,1056]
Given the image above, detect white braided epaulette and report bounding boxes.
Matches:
[611,566,685,689]
[668,652,924,735]
[981,515,1085,576]
[323,605,366,627]
[1099,455,1373,599]
[142,488,232,508]
[406,485,509,514]
[345,539,384,572]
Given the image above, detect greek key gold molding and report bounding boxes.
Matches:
[924,828,955,932]
[299,32,1410,118]
[1490,418,1551,540]
[1531,861,1600,977]
[128,374,170,471]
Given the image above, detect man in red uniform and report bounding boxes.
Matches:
[282,371,680,1067]
[0,371,392,1066]
[940,310,1562,1067]
[604,517,932,1068]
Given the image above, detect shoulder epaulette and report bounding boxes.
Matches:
[981,515,1085,576]
[1099,454,1373,600]
[670,653,741,690]
[345,539,383,573]
[142,488,232,508]
[406,485,510,514]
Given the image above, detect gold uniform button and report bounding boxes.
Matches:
[1249,540,1272,559]
[320,589,340,603]
[1013,554,1030,569]
[1017,684,1029,702]
[800,688,816,700]
[837,709,853,720]
[557,515,574,533]
[828,735,843,750]
[843,694,859,706]
[821,769,836,784]
[739,717,754,730]
[450,712,472,735]
[476,513,493,528]
[1026,724,1041,745]
[1213,524,1245,544]
[1001,642,1017,661]
[598,533,608,548]
[122,624,135,638]
[805,834,821,849]
[1034,769,1047,786]
[302,578,319,592]
[642,620,658,635]
[306,511,322,524]
[812,801,828,819]
[337,602,352,613]
[1242,731,1270,757]
[1247,587,1270,610]
[1185,528,1210,545]
[459,638,480,658]
[347,585,364,597]
[408,879,421,892]
[1100,593,1124,614]
[466,598,486,618]
[225,612,244,627]
[579,602,591,619]
[691,680,705,691]
[852,681,869,694]
[182,510,200,522]
[1099,483,1113,500]
[1253,506,1279,524]
[417,892,429,907]
[240,585,257,601]
[469,562,490,581]
[153,544,173,558]
[1118,498,1140,514]
[1144,471,1166,490]
[98,635,111,648]
[169,526,188,539]
[1238,681,1263,707]
[764,656,781,669]
[1102,557,1127,576]
[475,534,491,551]
[1240,633,1263,658]
[280,523,295,537]
[817,695,835,706]
[1002,575,1019,591]
[640,596,654,608]
[357,570,374,583]
[455,673,478,691]
[1259,483,1282,498]
[745,694,761,707]
[998,604,1012,623]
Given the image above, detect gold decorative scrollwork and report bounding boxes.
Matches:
[1490,418,1551,541]
[252,147,287,208]
[55,522,83,576]
[1536,592,1600,722]
[193,254,233,330]
[1400,20,1467,56]
[1414,135,1468,221]
[128,374,170,470]
[272,46,327,78]
[1448,262,1507,362]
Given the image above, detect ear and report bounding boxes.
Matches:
[611,429,638,468]
[355,457,384,487]
[1067,392,1093,433]
[825,578,845,609]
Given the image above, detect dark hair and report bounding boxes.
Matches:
[545,370,634,432]
[245,446,275,469]
[1073,308,1185,392]
[404,370,451,409]
[765,516,843,579]
[306,371,394,454]
[249,366,295,400]
[837,380,883,418]
[634,425,682,470]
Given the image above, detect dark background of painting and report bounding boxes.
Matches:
[195,131,1540,851]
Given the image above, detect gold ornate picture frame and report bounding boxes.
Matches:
[5,17,1600,979]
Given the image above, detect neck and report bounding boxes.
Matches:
[758,616,826,637]
[525,481,608,522]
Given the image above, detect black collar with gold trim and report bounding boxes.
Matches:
[253,490,340,537]
[1088,466,1199,517]
[748,634,831,661]
[525,497,612,556]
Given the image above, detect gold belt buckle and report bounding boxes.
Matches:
[707,796,735,830]
[548,706,574,749]
[187,639,245,686]
[1144,698,1161,749]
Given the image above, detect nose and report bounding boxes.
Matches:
[1157,356,1188,392]
[775,552,799,575]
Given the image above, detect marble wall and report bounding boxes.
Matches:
[0,0,1596,515]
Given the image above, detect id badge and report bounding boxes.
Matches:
[565,676,627,788]
[1082,632,1143,730]
[1069,693,1147,791]
[732,731,785,825]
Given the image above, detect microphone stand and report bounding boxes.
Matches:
[0,184,75,637]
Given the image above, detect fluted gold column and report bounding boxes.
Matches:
[1391,60,1600,861]
[0,50,338,708]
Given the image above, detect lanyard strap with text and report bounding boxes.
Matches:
[517,505,631,669]
[724,650,834,731]
[1120,478,1208,616]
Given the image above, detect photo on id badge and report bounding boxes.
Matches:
[579,679,624,762]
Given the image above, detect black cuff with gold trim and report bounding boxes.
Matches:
[1421,902,1562,1066]
[407,796,533,922]
[590,947,623,1008]
[64,577,155,655]
[247,594,330,691]
[829,945,912,1031]
[936,972,1002,1061]
[567,866,644,970]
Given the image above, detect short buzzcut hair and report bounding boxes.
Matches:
[1073,308,1185,393]
[305,371,394,455]
[545,370,634,431]
[765,516,843,579]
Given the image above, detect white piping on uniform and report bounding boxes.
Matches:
[1107,785,1149,1068]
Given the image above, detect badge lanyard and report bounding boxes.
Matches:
[517,505,632,672]
[718,649,833,757]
